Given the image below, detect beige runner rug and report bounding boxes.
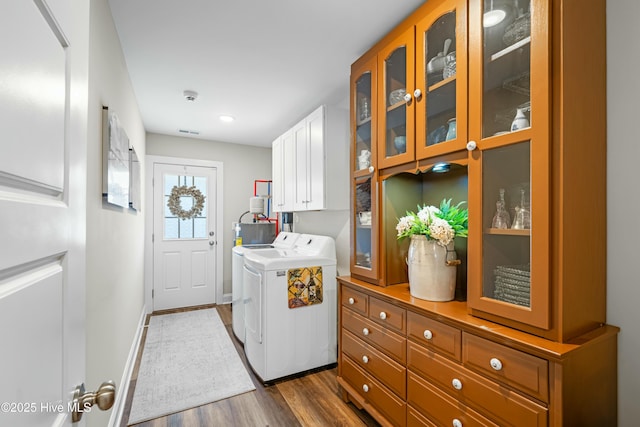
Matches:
[128,308,255,424]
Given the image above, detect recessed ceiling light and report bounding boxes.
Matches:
[219,115,235,123]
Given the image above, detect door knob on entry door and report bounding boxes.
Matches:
[71,380,116,422]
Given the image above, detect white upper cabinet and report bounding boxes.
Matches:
[273,105,348,212]
[272,129,295,212]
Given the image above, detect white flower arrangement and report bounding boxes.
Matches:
[396,199,468,246]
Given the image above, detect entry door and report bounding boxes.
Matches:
[153,163,218,310]
[0,1,86,426]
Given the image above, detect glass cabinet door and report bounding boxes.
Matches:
[415,0,468,160]
[468,0,550,329]
[481,0,532,137]
[351,58,379,281]
[377,27,415,169]
[352,175,378,280]
[354,71,374,173]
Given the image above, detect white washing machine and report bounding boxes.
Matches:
[242,234,337,382]
[231,232,299,343]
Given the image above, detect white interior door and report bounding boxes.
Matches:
[153,163,218,310]
[0,0,87,426]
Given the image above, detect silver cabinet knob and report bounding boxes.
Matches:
[453,419,463,427]
[348,297,355,305]
[490,357,503,371]
[362,328,369,336]
[362,355,369,364]
[379,311,387,320]
[362,384,370,393]
[423,329,433,340]
[403,92,412,103]
[368,165,375,173]
[452,378,463,390]
[413,88,422,99]
[466,140,477,151]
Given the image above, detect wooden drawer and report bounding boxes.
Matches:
[408,341,548,427]
[407,310,461,361]
[342,307,406,364]
[408,371,499,427]
[341,285,368,316]
[342,329,406,398]
[369,296,406,334]
[408,406,438,427]
[342,356,406,427]
[463,333,549,402]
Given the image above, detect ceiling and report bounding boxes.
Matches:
[107,0,426,148]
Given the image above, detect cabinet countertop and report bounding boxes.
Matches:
[338,276,619,362]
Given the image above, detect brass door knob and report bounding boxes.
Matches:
[71,380,116,423]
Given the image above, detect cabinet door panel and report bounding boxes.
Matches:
[467,0,551,330]
[415,0,468,160]
[377,26,415,169]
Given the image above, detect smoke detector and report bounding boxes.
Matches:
[183,90,198,102]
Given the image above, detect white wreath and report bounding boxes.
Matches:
[167,185,205,220]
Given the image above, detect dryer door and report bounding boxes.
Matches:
[243,264,263,344]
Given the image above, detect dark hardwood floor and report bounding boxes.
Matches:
[120,304,380,427]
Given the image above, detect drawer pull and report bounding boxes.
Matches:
[379,311,387,320]
[423,329,433,340]
[453,419,463,427]
[362,328,370,336]
[348,297,355,305]
[362,355,369,364]
[490,357,503,371]
[451,378,462,390]
[362,384,369,393]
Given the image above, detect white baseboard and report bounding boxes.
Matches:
[222,292,232,304]
[109,304,148,427]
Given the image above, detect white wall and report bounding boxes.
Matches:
[607,0,639,424]
[294,210,351,277]
[86,1,146,426]
[145,133,272,296]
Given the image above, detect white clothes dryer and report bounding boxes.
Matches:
[242,234,337,382]
[231,231,299,343]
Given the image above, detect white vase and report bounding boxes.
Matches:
[511,108,530,131]
[407,235,457,301]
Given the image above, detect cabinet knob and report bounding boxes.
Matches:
[362,355,369,364]
[413,88,422,99]
[368,165,375,173]
[466,140,477,151]
[452,378,463,390]
[453,419,463,427]
[403,93,412,103]
[379,311,387,320]
[348,297,355,305]
[490,357,503,371]
[423,329,433,340]
[362,328,370,336]
[362,384,370,393]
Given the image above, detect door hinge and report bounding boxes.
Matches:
[152,289,154,298]
[152,233,154,243]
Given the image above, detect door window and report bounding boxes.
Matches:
[163,174,208,239]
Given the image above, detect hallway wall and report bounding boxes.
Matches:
[86,1,147,426]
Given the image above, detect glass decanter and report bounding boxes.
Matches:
[492,188,511,229]
[511,188,530,229]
